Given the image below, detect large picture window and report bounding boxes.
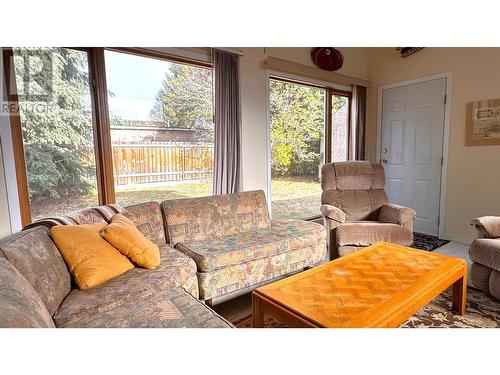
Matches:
[269,77,351,220]
[104,50,214,206]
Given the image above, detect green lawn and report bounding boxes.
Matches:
[270,177,322,220]
[115,181,212,206]
[30,181,213,221]
[30,177,322,221]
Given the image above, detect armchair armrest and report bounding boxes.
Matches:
[378,204,416,231]
[320,204,346,225]
[321,205,346,259]
[471,216,500,238]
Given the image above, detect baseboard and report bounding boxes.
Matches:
[440,234,472,246]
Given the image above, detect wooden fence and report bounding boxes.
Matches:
[112,142,214,186]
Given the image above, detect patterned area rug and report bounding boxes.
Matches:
[233,288,500,328]
[411,232,450,251]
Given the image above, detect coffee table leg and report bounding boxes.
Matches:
[252,293,264,328]
[452,274,467,315]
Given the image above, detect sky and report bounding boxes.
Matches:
[105,50,171,120]
[105,50,170,101]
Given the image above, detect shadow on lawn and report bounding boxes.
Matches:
[30,179,323,221]
[30,182,212,220]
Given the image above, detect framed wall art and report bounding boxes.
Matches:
[466,98,500,146]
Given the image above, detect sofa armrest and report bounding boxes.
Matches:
[471,216,500,238]
[320,204,346,225]
[378,204,416,231]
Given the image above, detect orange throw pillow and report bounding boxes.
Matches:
[50,222,134,289]
[101,214,161,269]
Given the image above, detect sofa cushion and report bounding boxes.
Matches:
[124,201,166,246]
[59,287,232,328]
[101,213,160,269]
[0,226,71,316]
[0,257,55,328]
[335,221,413,248]
[50,222,134,289]
[161,190,271,244]
[197,241,326,300]
[469,238,500,272]
[53,245,197,327]
[176,219,326,272]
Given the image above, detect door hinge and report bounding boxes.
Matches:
[441,156,444,166]
[437,215,440,224]
[444,94,447,104]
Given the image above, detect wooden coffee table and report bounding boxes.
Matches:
[252,242,467,328]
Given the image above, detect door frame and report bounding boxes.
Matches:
[376,71,453,238]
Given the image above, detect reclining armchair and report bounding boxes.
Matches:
[469,216,500,300]
[320,161,416,259]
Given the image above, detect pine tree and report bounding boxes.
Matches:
[14,47,96,200]
[151,63,214,130]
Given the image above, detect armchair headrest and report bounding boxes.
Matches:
[321,161,385,191]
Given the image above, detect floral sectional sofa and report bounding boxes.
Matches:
[0,190,326,328]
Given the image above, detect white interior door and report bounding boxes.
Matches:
[381,78,446,236]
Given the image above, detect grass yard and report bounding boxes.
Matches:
[115,181,213,207]
[29,177,322,221]
[270,177,322,220]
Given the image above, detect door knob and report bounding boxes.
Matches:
[382,158,388,164]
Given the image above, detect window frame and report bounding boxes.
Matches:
[4,47,213,226]
[2,48,31,226]
[327,88,352,163]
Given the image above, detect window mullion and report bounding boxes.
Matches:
[88,48,115,205]
[325,90,332,163]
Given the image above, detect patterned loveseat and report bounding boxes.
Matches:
[162,190,327,304]
[0,202,231,328]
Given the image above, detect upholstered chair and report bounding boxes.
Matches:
[469,216,500,300]
[320,161,416,259]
